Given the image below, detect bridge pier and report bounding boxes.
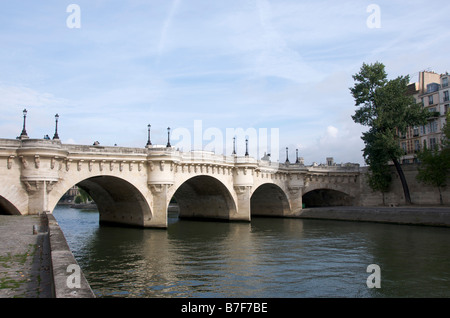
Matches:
[23,180,55,215]
[16,139,64,215]
[286,173,304,217]
[147,184,170,228]
[232,186,252,222]
[286,190,303,217]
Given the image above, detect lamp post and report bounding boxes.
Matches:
[19,109,28,139]
[146,124,152,147]
[285,147,290,163]
[166,127,171,147]
[295,149,299,164]
[245,138,249,157]
[232,136,236,155]
[53,113,60,140]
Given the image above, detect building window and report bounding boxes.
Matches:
[430,138,437,150]
[414,140,420,152]
[401,142,407,154]
[427,83,439,93]
[443,77,449,88]
[429,120,438,133]
[444,90,449,102]
[429,95,434,105]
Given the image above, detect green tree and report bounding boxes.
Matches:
[362,130,393,205]
[416,147,448,204]
[416,113,450,204]
[350,62,429,204]
[442,112,450,149]
[367,163,392,205]
[75,187,92,204]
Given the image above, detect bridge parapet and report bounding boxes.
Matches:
[180,150,233,164]
[307,164,360,172]
[0,138,21,149]
[63,143,148,154]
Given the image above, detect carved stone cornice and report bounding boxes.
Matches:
[234,185,251,194]
[22,180,57,194]
[149,183,172,195]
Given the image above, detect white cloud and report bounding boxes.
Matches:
[325,126,339,139]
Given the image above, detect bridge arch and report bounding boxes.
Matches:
[0,196,21,215]
[50,175,152,227]
[250,183,290,217]
[302,188,354,207]
[170,175,237,221]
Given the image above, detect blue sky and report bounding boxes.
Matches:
[1,0,449,165]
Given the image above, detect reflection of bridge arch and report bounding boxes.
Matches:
[0,195,21,215]
[250,183,290,217]
[302,187,354,207]
[170,175,237,221]
[49,174,152,228]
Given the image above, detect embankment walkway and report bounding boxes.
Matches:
[0,213,94,298]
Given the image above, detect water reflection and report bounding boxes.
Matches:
[53,206,450,298]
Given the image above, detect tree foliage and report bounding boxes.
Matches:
[416,147,448,204]
[362,129,393,197]
[350,62,429,204]
[416,113,450,204]
[75,187,92,204]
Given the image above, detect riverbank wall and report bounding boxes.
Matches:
[45,213,95,298]
[298,206,450,227]
[358,164,450,206]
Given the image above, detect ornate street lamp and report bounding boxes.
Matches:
[166,127,171,147]
[295,149,299,164]
[53,113,60,140]
[232,136,236,155]
[146,124,152,147]
[19,108,29,139]
[245,138,249,157]
[285,147,290,163]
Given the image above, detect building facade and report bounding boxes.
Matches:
[401,70,449,163]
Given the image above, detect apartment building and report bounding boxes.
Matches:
[400,70,449,163]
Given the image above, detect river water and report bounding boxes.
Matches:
[53,205,450,298]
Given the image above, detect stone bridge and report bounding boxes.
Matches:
[0,138,362,228]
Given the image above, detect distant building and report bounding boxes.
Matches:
[400,70,449,163]
[58,186,79,204]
